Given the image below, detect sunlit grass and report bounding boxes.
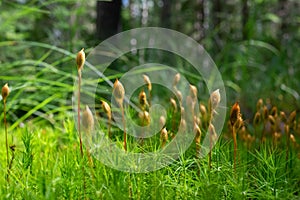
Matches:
[0,120,299,199]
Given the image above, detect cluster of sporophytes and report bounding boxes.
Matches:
[75,49,299,176]
[227,98,299,174]
[73,48,225,197]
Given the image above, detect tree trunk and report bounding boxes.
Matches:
[96,0,122,41]
[160,0,171,28]
[242,0,249,40]
[212,0,221,29]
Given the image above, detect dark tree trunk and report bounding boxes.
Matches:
[211,0,223,48]
[195,0,205,41]
[96,0,122,41]
[242,0,249,40]
[160,0,171,28]
[212,0,221,29]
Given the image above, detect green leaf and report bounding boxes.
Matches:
[264,13,281,24]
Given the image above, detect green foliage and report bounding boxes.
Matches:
[0,1,96,50]
[0,122,299,199]
[21,129,34,171]
[1,0,300,115]
[0,41,76,127]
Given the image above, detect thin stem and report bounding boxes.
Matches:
[77,70,86,198]
[4,100,9,183]
[140,116,145,146]
[285,125,290,171]
[108,117,111,139]
[195,139,200,159]
[121,104,127,151]
[208,125,213,169]
[208,110,214,169]
[148,91,151,107]
[78,71,83,157]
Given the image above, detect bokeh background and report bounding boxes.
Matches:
[1,0,299,125]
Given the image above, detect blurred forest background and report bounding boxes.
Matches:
[0,0,300,123]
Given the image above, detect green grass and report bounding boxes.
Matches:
[1,119,299,199]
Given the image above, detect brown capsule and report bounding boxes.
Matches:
[190,84,197,100]
[139,111,150,125]
[101,100,112,120]
[199,103,207,118]
[288,111,296,125]
[76,48,85,71]
[268,115,276,126]
[230,102,240,126]
[173,73,180,87]
[160,127,168,146]
[143,74,152,92]
[256,98,263,111]
[290,134,296,143]
[253,112,261,126]
[161,127,168,138]
[263,106,269,121]
[209,89,221,111]
[194,123,202,138]
[139,90,149,109]
[82,105,94,132]
[170,98,177,113]
[1,83,9,102]
[280,111,287,124]
[144,111,150,124]
[159,115,166,128]
[270,106,278,118]
[113,79,125,104]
